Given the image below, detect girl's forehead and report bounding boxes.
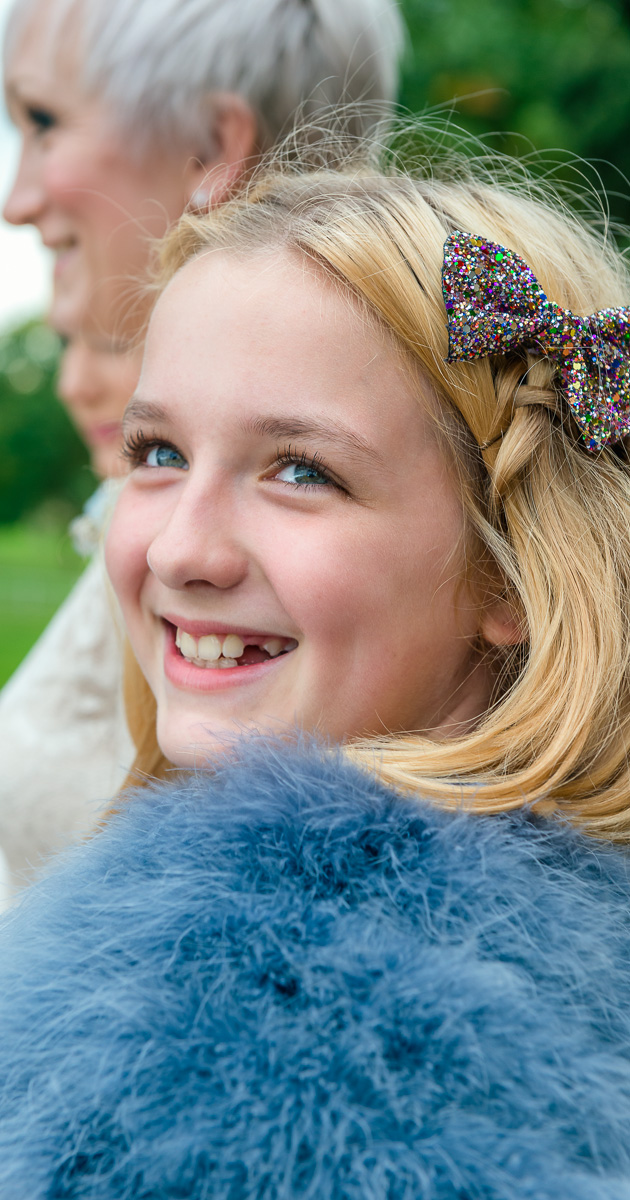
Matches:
[141,249,437,458]
[153,251,393,380]
[157,246,400,366]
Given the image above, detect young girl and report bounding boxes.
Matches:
[2,149,630,1197]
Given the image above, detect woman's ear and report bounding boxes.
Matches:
[480,597,526,647]
[184,92,259,210]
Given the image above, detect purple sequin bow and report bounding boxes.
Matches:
[442,230,630,452]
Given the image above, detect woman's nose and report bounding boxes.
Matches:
[147,483,250,594]
[2,145,46,227]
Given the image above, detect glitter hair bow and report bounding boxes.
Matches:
[442,230,630,451]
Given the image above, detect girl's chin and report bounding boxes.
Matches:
[155,713,293,768]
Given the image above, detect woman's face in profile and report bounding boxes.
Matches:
[3,15,194,340]
[106,250,497,766]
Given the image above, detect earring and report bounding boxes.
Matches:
[190,188,209,212]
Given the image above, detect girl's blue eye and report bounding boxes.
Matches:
[146,444,188,470]
[276,461,329,487]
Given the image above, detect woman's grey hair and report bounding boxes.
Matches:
[5,0,405,152]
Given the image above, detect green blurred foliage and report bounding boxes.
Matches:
[0,322,96,525]
[399,0,630,225]
[0,523,83,685]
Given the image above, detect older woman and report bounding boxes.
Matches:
[0,0,403,896]
[3,0,402,466]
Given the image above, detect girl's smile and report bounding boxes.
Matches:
[106,248,499,766]
[163,619,298,690]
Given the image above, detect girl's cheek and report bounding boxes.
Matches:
[106,498,147,599]
[264,530,360,636]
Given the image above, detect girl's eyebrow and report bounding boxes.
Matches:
[246,414,383,464]
[123,401,384,465]
[123,398,169,429]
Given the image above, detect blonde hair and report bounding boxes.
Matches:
[123,144,630,840]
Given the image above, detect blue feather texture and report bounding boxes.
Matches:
[1,740,630,1197]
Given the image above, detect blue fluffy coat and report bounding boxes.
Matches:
[1,741,630,1197]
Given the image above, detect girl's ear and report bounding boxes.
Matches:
[480,598,526,647]
[183,92,259,209]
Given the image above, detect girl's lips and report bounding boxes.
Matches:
[161,615,291,641]
[87,421,123,446]
[162,622,295,693]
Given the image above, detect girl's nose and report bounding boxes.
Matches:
[147,483,250,594]
[57,343,100,412]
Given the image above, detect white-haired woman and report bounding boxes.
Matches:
[4,0,403,340]
[0,0,404,898]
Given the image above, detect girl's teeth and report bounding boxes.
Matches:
[175,627,297,665]
[179,631,198,659]
[198,634,222,662]
[222,634,245,659]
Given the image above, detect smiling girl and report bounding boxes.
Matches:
[112,162,630,837]
[109,243,510,770]
[2,153,630,1195]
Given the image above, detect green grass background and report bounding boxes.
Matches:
[0,524,84,687]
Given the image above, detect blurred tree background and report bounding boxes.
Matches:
[2,0,630,682]
[0,323,94,525]
[0,324,94,683]
[399,0,630,226]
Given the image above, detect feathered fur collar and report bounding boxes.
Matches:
[1,740,630,1197]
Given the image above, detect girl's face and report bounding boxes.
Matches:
[106,250,497,766]
[57,336,143,479]
[3,18,194,339]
